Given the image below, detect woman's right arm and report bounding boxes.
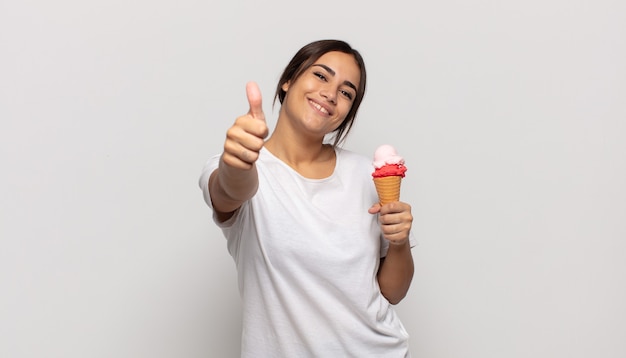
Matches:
[208,82,268,222]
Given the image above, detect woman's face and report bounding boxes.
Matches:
[280,51,361,139]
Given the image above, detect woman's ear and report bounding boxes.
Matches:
[281,81,290,92]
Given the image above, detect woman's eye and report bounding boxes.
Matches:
[314,72,327,81]
[341,90,353,100]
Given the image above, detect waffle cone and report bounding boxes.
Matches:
[373,176,402,205]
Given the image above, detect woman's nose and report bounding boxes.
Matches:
[320,86,337,104]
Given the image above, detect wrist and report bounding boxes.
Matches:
[387,237,410,247]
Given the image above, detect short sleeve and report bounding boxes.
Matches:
[198,154,221,210]
[198,153,241,228]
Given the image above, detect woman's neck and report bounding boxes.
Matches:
[264,129,336,179]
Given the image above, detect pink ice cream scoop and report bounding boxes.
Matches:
[372,144,407,178]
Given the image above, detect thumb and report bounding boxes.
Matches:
[368,203,381,214]
[246,81,265,121]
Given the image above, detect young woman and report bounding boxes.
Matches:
[199,39,415,357]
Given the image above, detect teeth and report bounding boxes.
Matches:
[310,100,328,114]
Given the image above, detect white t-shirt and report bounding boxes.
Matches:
[199,147,414,357]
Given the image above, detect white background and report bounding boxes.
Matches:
[2,0,625,357]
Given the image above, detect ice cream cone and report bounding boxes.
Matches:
[373,176,402,205]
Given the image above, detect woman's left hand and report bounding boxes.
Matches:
[368,202,413,245]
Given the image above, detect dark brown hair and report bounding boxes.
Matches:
[273,39,367,147]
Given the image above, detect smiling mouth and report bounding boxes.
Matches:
[309,100,331,115]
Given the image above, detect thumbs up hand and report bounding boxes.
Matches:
[222,82,269,170]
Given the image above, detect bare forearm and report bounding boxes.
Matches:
[377,240,414,305]
[209,157,259,216]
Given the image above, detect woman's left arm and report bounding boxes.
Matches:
[369,202,415,305]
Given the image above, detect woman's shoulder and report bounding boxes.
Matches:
[335,147,373,173]
[336,147,370,162]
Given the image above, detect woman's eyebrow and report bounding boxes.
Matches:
[312,64,357,92]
